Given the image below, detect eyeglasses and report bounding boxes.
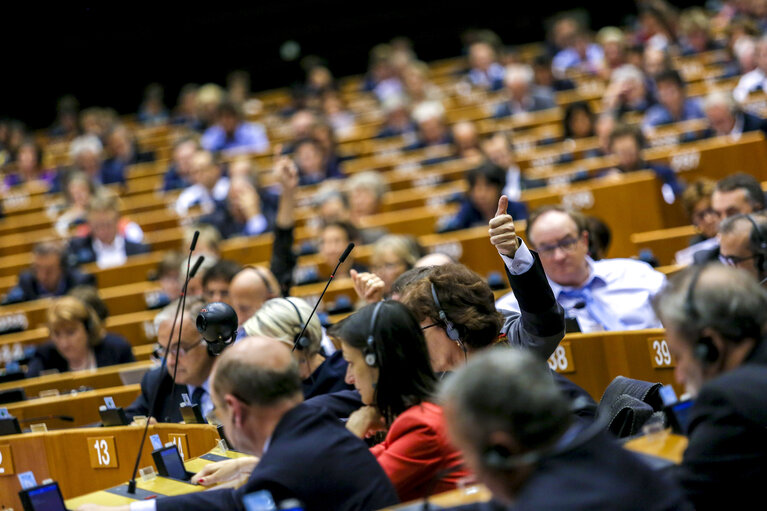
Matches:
[152,338,205,360]
[536,236,581,258]
[421,322,440,331]
[718,253,758,267]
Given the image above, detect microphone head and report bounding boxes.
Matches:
[189,255,205,279]
[60,415,75,422]
[190,230,200,252]
[197,302,239,343]
[339,242,355,263]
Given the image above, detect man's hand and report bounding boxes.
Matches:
[274,145,299,193]
[350,269,385,304]
[346,406,387,438]
[489,195,519,258]
[191,456,260,487]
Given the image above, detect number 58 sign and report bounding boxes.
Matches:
[88,436,118,469]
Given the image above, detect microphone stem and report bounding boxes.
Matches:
[292,258,345,352]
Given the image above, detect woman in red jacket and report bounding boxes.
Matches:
[330,300,471,502]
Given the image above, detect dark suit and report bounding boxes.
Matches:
[25,335,135,378]
[447,425,691,511]
[68,235,150,266]
[304,389,364,419]
[197,190,278,239]
[702,111,767,138]
[692,245,719,265]
[438,198,529,233]
[124,366,189,423]
[155,402,399,511]
[673,340,767,511]
[302,350,354,399]
[2,268,96,305]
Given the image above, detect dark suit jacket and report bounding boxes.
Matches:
[302,350,354,400]
[304,389,364,419]
[702,111,767,138]
[68,235,151,266]
[692,245,719,265]
[439,197,529,233]
[450,425,691,511]
[673,340,767,511]
[124,366,189,423]
[2,268,96,305]
[156,402,399,511]
[197,191,278,239]
[25,335,135,378]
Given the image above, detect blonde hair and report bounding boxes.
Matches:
[373,235,420,269]
[47,296,104,346]
[242,297,323,355]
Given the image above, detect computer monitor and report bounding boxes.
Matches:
[151,445,194,481]
[0,416,21,436]
[18,482,68,511]
[99,407,129,427]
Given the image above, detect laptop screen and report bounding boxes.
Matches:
[159,446,188,480]
[24,483,67,511]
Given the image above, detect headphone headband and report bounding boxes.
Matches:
[429,282,465,357]
[364,301,384,367]
[285,298,310,352]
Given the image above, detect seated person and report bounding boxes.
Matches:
[183,256,219,299]
[313,184,386,244]
[693,172,766,264]
[293,136,339,186]
[563,101,596,141]
[102,124,155,175]
[675,178,720,265]
[2,241,95,305]
[122,336,399,511]
[149,251,185,309]
[604,123,683,202]
[68,193,150,268]
[480,132,546,200]
[440,349,692,510]
[438,162,528,232]
[452,121,483,161]
[405,101,452,151]
[200,101,269,155]
[655,265,767,510]
[53,172,98,238]
[552,21,604,77]
[532,54,576,92]
[642,69,704,130]
[175,150,230,216]
[125,298,215,423]
[162,136,198,192]
[717,213,767,285]
[332,301,470,501]
[197,172,278,239]
[2,138,56,190]
[243,297,352,398]
[466,40,506,91]
[494,64,556,118]
[26,296,134,378]
[317,221,368,279]
[69,134,125,188]
[201,259,242,304]
[68,285,133,348]
[354,234,421,301]
[602,64,654,116]
[376,94,417,139]
[495,206,666,333]
[70,189,145,243]
[702,90,767,138]
[185,224,222,261]
[732,34,767,102]
[347,170,388,224]
[229,266,280,340]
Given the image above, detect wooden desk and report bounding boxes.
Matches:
[0,424,224,510]
[624,431,688,465]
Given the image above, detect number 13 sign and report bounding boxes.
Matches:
[88,436,118,469]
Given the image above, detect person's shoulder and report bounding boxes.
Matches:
[594,258,664,282]
[389,402,444,436]
[101,333,132,351]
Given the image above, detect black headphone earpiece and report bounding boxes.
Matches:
[284,298,311,351]
[430,282,466,356]
[364,302,384,367]
[694,336,720,364]
[745,214,767,273]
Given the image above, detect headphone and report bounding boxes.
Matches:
[744,214,767,274]
[196,302,239,357]
[240,265,276,298]
[430,282,466,357]
[285,298,311,352]
[684,265,720,365]
[364,301,384,367]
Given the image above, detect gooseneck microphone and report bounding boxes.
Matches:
[126,233,202,495]
[292,243,354,352]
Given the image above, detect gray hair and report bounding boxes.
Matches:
[242,297,323,355]
[703,91,737,114]
[154,297,206,330]
[347,171,389,201]
[69,134,103,160]
[439,348,571,452]
[652,264,767,344]
[504,64,534,86]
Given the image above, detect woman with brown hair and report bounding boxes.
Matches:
[25,296,134,378]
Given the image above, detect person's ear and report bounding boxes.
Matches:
[580,229,590,247]
[224,394,243,426]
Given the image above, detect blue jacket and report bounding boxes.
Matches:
[155,402,399,511]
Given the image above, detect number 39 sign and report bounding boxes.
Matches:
[648,338,675,369]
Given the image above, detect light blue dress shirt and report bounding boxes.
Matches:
[496,257,666,333]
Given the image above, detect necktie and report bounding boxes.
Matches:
[559,284,622,331]
[191,387,205,408]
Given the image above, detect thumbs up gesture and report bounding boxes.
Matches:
[489,195,519,257]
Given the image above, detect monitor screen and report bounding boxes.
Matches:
[23,483,67,511]
[669,399,694,433]
[159,446,188,480]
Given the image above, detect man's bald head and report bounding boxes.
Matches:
[229,267,278,326]
[211,335,302,407]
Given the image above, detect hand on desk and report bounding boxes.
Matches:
[191,456,260,487]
